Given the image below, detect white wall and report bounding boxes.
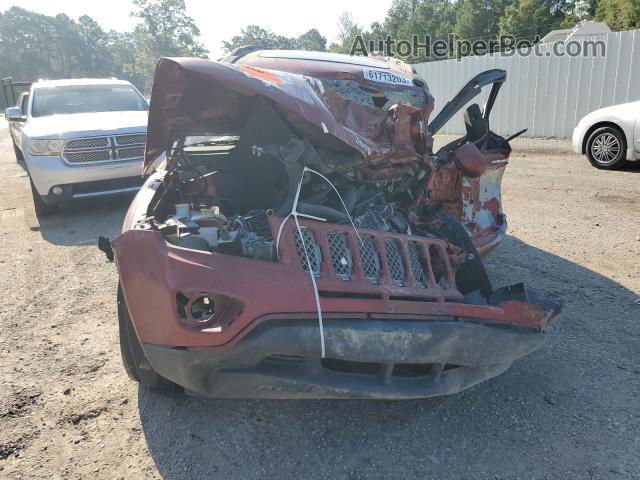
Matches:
[414,29,640,138]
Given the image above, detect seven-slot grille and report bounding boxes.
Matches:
[62,134,146,164]
[290,225,455,292]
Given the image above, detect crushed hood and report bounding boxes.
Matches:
[144,57,434,175]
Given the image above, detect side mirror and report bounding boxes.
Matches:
[5,106,25,122]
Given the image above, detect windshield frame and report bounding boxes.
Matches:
[31,83,148,118]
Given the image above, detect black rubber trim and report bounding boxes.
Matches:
[141,317,544,399]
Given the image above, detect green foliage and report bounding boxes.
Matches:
[455,0,509,41]
[330,2,458,60]
[222,25,327,52]
[498,0,563,40]
[596,0,640,29]
[0,0,207,103]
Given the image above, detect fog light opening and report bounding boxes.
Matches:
[190,295,216,324]
[52,186,63,196]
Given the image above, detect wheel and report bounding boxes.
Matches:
[117,283,178,392]
[12,141,24,163]
[427,212,493,300]
[29,178,58,217]
[586,126,627,170]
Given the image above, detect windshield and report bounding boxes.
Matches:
[323,79,426,111]
[31,84,148,117]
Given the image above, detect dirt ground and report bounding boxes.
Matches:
[0,126,639,480]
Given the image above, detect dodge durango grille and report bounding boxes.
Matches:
[115,133,146,146]
[63,134,146,164]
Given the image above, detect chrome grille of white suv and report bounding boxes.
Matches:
[62,134,146,164]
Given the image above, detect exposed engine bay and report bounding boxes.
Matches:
[141,65,514,303]
[113,51,548,320]
[106,53,563,399]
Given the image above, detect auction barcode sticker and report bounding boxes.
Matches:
[363,68,412,86]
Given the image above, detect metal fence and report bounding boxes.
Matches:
[414,28,640,138]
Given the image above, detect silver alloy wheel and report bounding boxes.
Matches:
[591,132,621,165]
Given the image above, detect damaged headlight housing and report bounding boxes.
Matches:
[27,139,64,156]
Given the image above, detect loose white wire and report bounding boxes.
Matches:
[293,214,326,358]
[275,166,362,358]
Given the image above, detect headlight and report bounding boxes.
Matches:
[27,139,64,156]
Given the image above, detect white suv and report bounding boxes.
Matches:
[6,78,148,215]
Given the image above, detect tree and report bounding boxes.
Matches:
[397,0,459,60]
[131,0,207,57]
[131,0,208,90]
[498,0,562,41]
[0,2,208,100]
[295,29,327,51]
[222,25,327,52]
[330,12,363,53]
[455,0,511,41]
[222,25,294,51]
[596,0,640,30]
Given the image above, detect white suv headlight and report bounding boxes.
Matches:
[28,139,64,156]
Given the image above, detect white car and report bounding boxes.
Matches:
[5,78,148,215]
[572,101,640,169]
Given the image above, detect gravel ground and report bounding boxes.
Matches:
[0,128,639,480]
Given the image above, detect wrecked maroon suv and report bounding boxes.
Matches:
[108,50,562,399]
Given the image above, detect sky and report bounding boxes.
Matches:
[0,0,393,58]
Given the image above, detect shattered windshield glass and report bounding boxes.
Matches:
[323,79,427,111]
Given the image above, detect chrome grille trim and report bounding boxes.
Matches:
[328,232,352,280]
[294,228,322,277]
[65,137,109,149]
[62,134,146,165]
[359,236,381,284]
[118,145,145,159]
[385,239,405,286]
[115,133,146,146]
[64,149,111,163]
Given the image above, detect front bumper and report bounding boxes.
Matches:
[25,153,143,200]
[571,126,584,154]
[142,316,546,399]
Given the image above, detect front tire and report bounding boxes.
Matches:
[117,283,178,393]
[586,126,626,170]
[29,178,58,217]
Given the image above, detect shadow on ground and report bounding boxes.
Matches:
[137,235,640,479]
[34,194,133,247]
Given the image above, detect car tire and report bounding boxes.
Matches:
[586,126,627,170]
[428,212,493,301]
[117,283,178,393]
[29,178,58,217]
[12,142,24,163]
